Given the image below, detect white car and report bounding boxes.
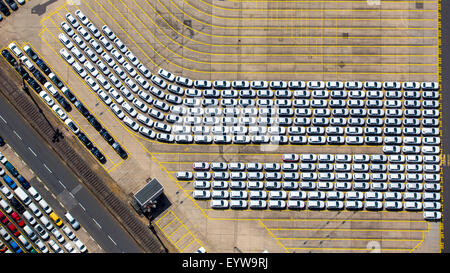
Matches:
[59,33,74,49]
[102,25,116,40]
[66,13,79,28]
[110,103,125,119]
[39,91,55,107]
[423,211,441,221]
[125,51,140,66]
[51,105,67,121]
[75,10,89,25]
[87,23,101,38]
[113,38,128,53]
[99,36,113,51]
[61,22,75,37]
[210,200,229,209]
[192,190,211,200]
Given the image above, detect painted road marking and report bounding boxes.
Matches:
[13,130,22,140]
[28,147,37,157]
[79,202,86,211]
[108,235,118,246]
[92,218,102,229]
[58,180,67,190]
[43,163,52,173]
[0,115,7,124]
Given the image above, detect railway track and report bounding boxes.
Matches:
[0,63,164,253]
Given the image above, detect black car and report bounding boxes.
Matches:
[74,100,89,117]
[62,87,76,103]
[90,147,106,164]
[112,142,128,159]
[1,49,16,66]
[56,96,72,112]
[87,115,102,131]
[32,69,47,85]
[15,65,29,80]
[0,136,5,146]
[10,197,25,214]
[99,128,114,145]
[26,77,42,93]
[77,132,93,149]
[16,174,31,190]
[50,73,64,89]
[36,59,51,75]
[24,46,38,62]
[4,0,17,11]
[0,1,11,16]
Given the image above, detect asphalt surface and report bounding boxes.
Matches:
[0,96,143,253]
[442,1,449,253]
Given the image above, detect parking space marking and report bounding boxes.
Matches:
[99,0,437,67]
[81,0,437,75]
[155,210,205,253]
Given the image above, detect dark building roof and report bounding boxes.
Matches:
[134,178,164,208]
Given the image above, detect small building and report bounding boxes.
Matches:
[133,178,164,213]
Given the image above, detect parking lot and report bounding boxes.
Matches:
[0,0,442,253]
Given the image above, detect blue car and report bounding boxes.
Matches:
[17,175,30,190]
[2,174,17,189]
[9,241,22,253]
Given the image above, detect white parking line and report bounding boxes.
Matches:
[108,235,118,246]
[43,163,52,173]
[92,218,102,229]
[79,202,86,211]
[13,130,22,140]
[28,147,37,157]
[58,180,67,189]
[0,115,7,123]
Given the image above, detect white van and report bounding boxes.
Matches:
[22,225,38,241]
[39,215,54,231]
[14,187,32,206]
[74,238,87,253]
[22,211,37,226]
[18,234,32,250]
[64,212,80,230]
[0,199,12,214]
[28,202,42,217]
[27,187,42,201]
[0,186,13,200]
[38,199,53,214]
[0,226,11,241]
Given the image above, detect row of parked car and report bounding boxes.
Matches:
[0,150,86,253]
[2,41,128,163]
[0,0,24,21]
[206,199,441,221]
[50,9,442,149]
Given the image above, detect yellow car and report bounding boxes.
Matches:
[49,212,63,227]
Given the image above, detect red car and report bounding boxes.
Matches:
[0,243,7,253]
[7,222,20,237]
[10,212,25,227]
[0,211,8,224]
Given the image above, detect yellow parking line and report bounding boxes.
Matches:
[161,217,178,231]
[286,247,412,251]
[277,237,423,241]
[180,238,196,252]
[168,224,184,238]
[175,232,191,245]
[194,0,437,12]
[258,220,289,253]
[268,227,427,232]
[82,0,438,75]
[123,0,439,62]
